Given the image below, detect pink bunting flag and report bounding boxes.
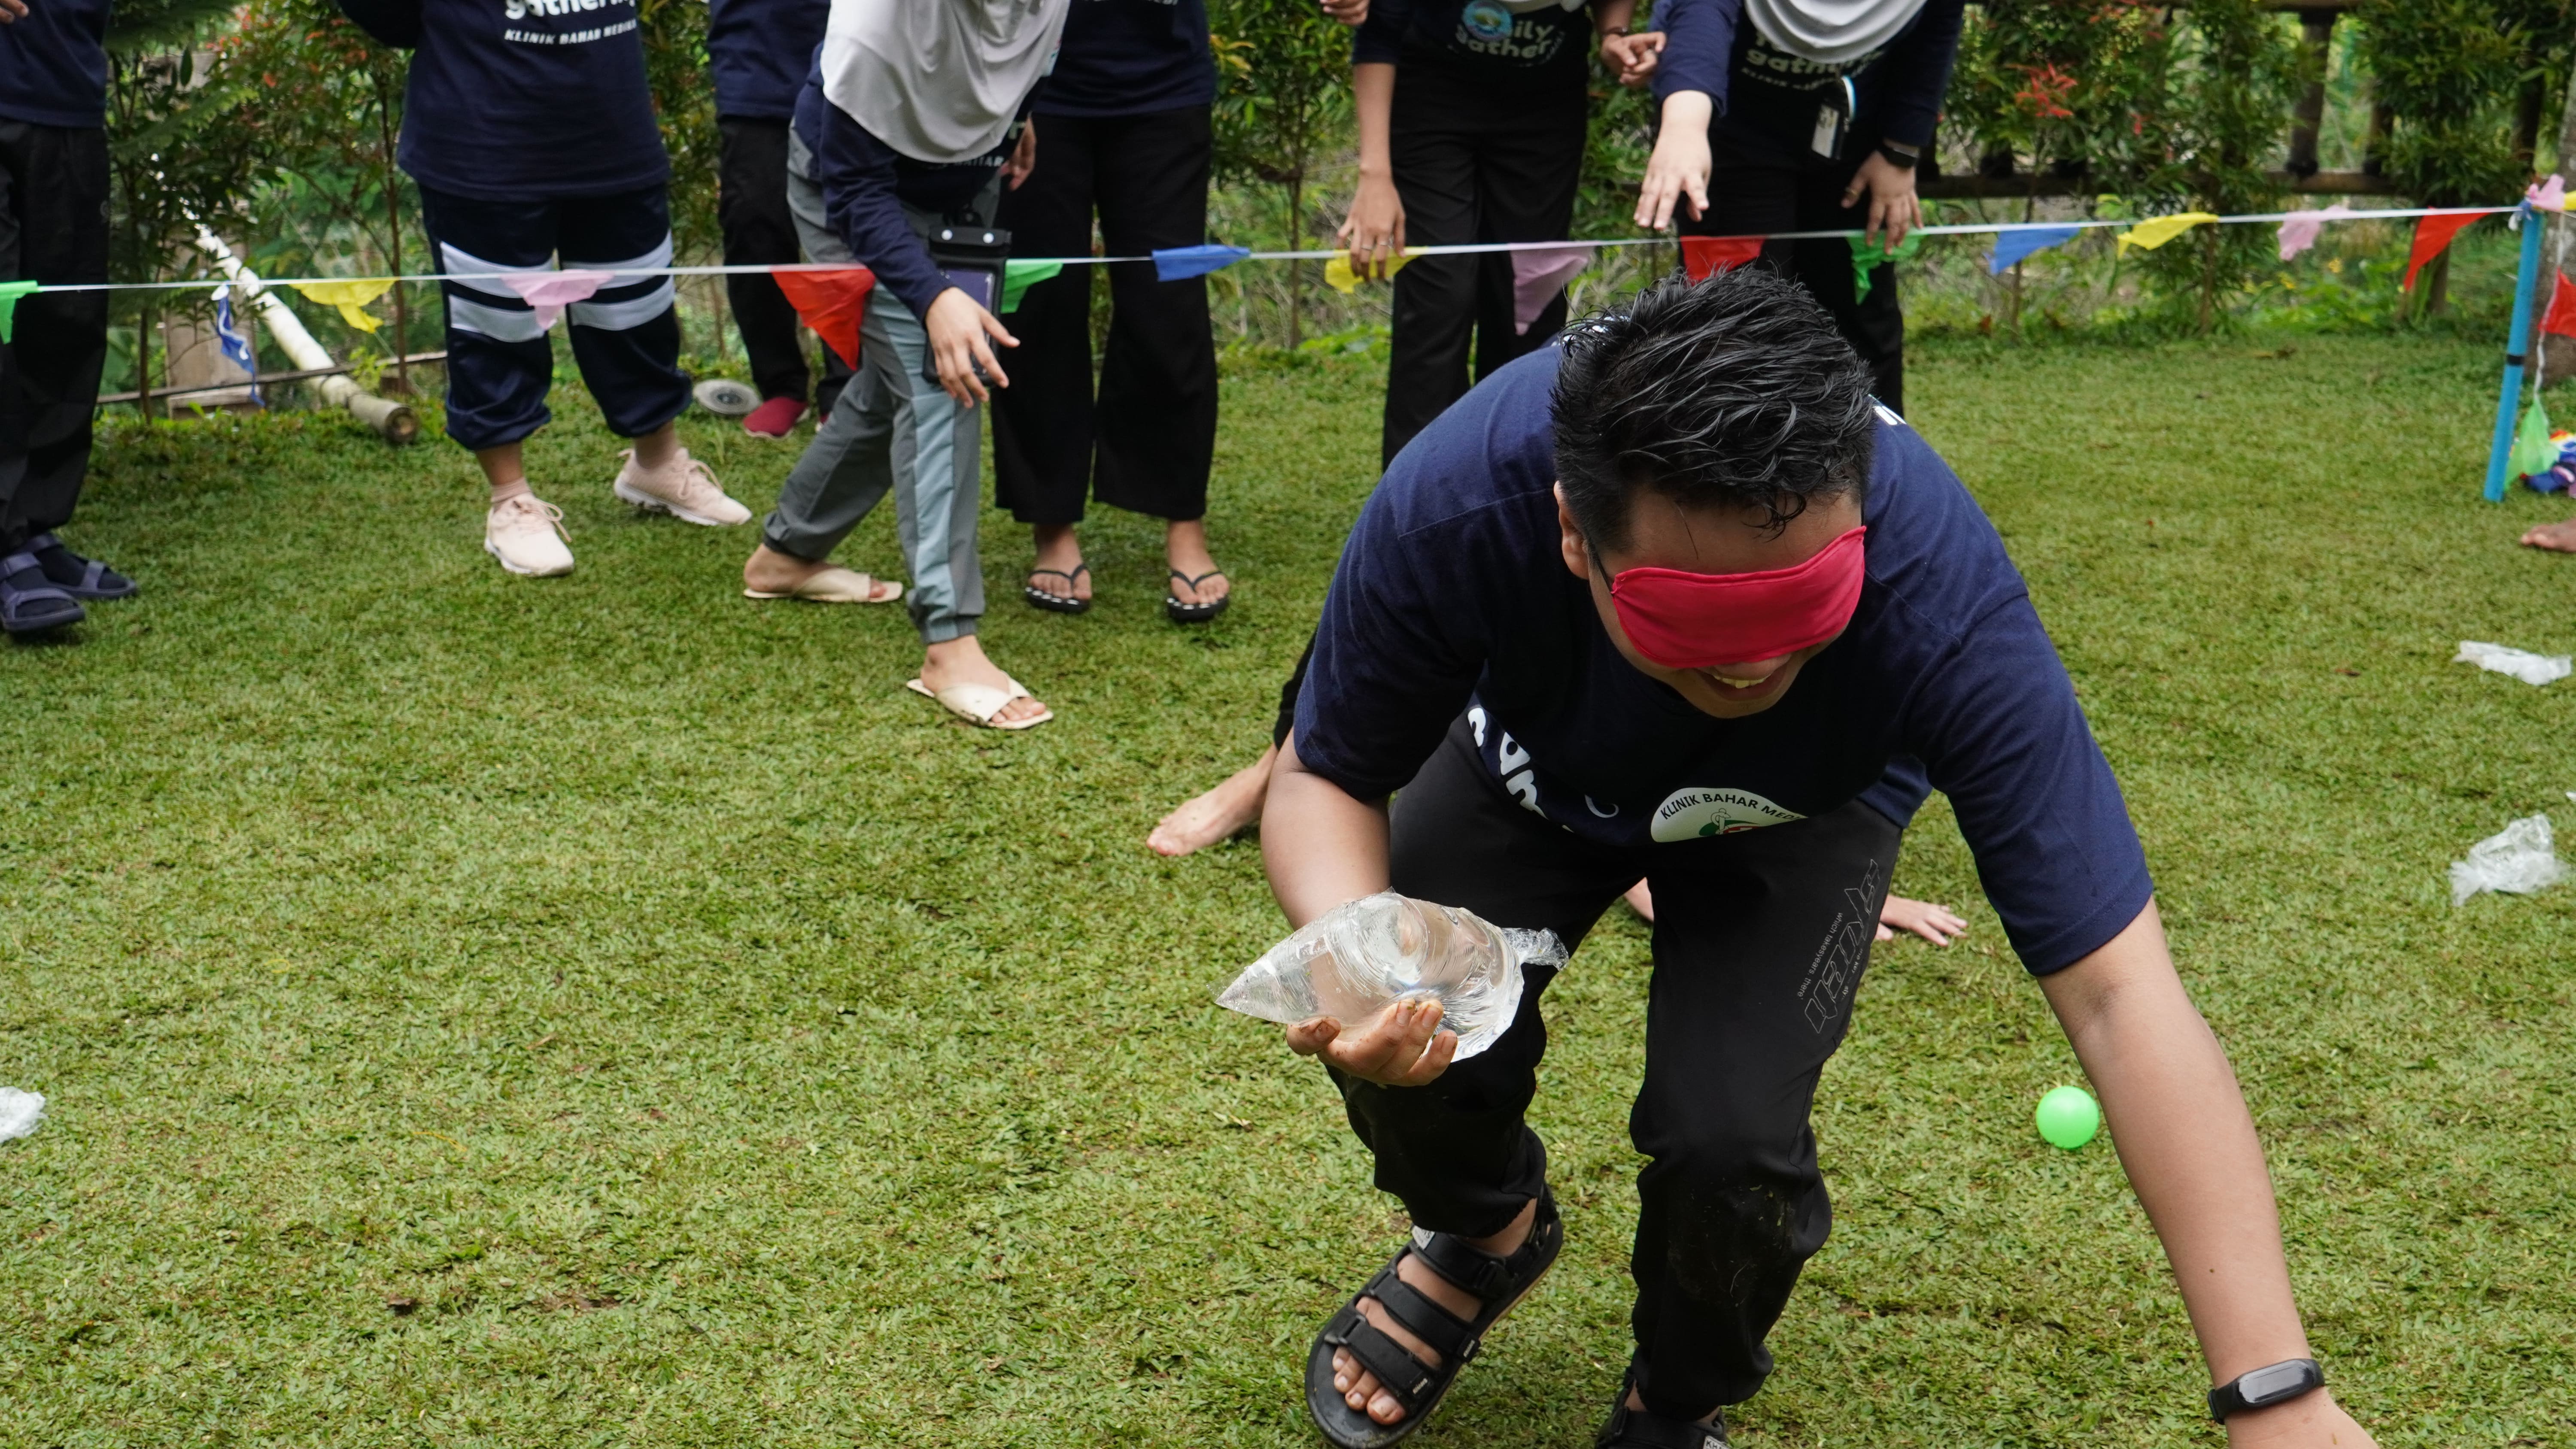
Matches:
[2530,175,2567,212]
[2275,203,2351,262]
[502,269,614,330]
[1510,245,1595,335]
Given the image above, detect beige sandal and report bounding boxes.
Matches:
[743,566,905,604]
[905,675,1053,730]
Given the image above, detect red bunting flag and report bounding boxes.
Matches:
[1681,236,1764,282]
[2401,212,2481,291]
[2543,270,2576,339]
[772,267,876,369]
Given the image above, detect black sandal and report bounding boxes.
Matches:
[1304,1187,1563,1449]
[0,549,84,636]
[1165,568,1229,624]
[28,534,136,600]
[1023,564,1091,615]
[1596,1364,1732,1449]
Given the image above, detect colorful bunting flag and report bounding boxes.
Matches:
[772,267,876,370]
[2274,203,2352,262]
[1511,245,1594,334]
[2510,397,2558,481]
[2402,212,2482,291]
[2543,270,2576,339]
[1324,251,1416,293]
[293,277,395,334]
[2529,174,2566,212]
[1988,224,2079,274]
[2114,212,2219,253]
[0,279,38,344]
[1680,235,1763,281]
[1849,230,1922,301]
[998,259,1062,314]
[501,269,612,331]
[1153,244,1250,282]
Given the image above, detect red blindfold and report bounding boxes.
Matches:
[1608,526,1867,670]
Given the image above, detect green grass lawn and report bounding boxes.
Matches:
[4,332,2574,1448]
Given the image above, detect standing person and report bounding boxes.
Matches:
[0,0,135,635]
[707,0,851,437]
[738,0,1069,730]
[990,0,1228,622]
[1338,0,1652,465]
[339,0,754,580]
[1633,0,1964,416]
[1261,270,2378,1449]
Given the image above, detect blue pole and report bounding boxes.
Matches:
[2485,202,2547,501]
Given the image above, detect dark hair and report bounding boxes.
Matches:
[1552,266,1878,551]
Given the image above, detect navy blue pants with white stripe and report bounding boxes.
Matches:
[419,185,692,452]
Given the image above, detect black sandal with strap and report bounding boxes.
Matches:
[1596,1363,1732,1449]
[1165,568,1230,624]
[1304,1186,1563,1449]
[1022,563,1091,615]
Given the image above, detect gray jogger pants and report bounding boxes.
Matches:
[766,134,995,645]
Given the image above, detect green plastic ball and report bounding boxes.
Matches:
[2035,1085,2100,1150]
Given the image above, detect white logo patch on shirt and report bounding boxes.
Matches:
[1650,787,1805,842]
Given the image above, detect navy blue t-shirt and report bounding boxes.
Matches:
[1354,0,1593,90]
[0,0,110,127]
[706,0,825,121]
[797,71,1024,322]
[1294,347,2153,975]
[378,0,670,200]
[1652,0,1963,156]
[1039,0,1215,117]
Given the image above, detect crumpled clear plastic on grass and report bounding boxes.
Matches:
[2448,814,2565,906]
[1215,893,1566,1061]
[2453,641,2572,686]
[0,1087,44,1143]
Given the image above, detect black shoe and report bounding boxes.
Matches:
[0,549,85,634]
[1596,1367,1731,1449]
[28,534,136,600]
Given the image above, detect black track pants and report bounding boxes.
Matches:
[719,116,851,413]
[992,106,1218,525]
[1679,129,1906,415]
[1381,65,1586,465]
[0,120,109,552]
[1332,717,1899,1416]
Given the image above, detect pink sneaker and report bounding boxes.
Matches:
[612,448,752,526]
[741,397,809,437]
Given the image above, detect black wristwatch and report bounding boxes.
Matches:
[2208,1358,2324,1421]
[1875,141,1920,170]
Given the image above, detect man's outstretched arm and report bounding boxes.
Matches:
[2041,900,2377,1449]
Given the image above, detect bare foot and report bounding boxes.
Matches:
[1029,522,1092,604]
[920,635,1048,727]
[1876,894,1966,946]
[2521,518,2576,552]
[1331,1199,1536,1426]
[744,543,833,594]
[1167,518,1229,607]
[1623,879,1655,922]
[1147,746,1275,856]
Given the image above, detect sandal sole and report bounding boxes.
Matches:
[614,481,750,527]
[1303,1219,1564,1449]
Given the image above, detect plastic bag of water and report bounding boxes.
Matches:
[1215,893,1566,1061]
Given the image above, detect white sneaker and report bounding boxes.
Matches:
[485,494,575,577]
[612,447,752,526]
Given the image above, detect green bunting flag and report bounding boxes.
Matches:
[1849,231,1922,302]
[0,279,39,344]
[999,260,1063,314]
[2509,396,2558,480]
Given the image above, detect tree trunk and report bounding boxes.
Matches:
[378,80,410,395]
[136,294,157,423]
[1286,167,1304,351]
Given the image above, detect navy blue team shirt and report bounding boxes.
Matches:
[337,0,669,200]
[1039,0,1215,118]
[1293,346,2154,975]
[1354,0,1595,88]
[794,68,1025,323]
[705,0,825,121]
[1651,0,1963,158]
[0,0,111,127]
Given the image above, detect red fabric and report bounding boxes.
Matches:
[771,267,876,369]
[2402,212,2481,291]
[1608,527,1869,670]
[2543,270,2576,339]
[1680,235,1765,282]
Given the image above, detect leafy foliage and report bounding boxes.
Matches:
[2354,0,2575,206]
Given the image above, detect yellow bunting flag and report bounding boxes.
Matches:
[1323,250,1417,294]
[293,278,396,334]
[2114,212,2219,253]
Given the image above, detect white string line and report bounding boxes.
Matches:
[27,204,2529,294]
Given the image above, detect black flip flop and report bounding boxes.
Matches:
[1305,1187,1563,1449]
[1024,564,1092,615]
[28,534,137,600]
[1595,1363,1732,1449]
[1166,568,1230,624]
[0,550,85,635]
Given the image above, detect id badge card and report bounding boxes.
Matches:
[1810,104,1845,159]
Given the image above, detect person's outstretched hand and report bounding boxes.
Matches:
[1634,91,1713,229]
[1339,172,1406,282]
[2225,1392,2378,1449]
[1317,0,1367,23]
[1286,997,1457,1086]
[1600,30,1662,86]
[1002,118,1037,190]
[1841,150,1922,249]
[0,0,27,23]
[1877,895,1966,946]
[924,287,1014,406]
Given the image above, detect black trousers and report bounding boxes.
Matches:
[1337,718,1899,1416]
[1382,66,1587,465]
[992,106,1218,525]
[719,116,851,413]
[1680,128,1906,415]
[0,120,109,553]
